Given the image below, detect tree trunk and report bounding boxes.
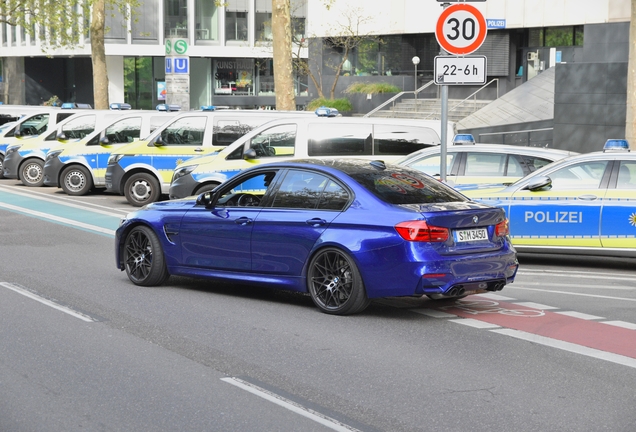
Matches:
[90,0,109,109]
[272,0,295,110]
[626,0,636,148]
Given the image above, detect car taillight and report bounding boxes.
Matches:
[495,219,509,237]
[395,221,449,242]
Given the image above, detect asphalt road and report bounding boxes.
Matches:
[1,180,636,432]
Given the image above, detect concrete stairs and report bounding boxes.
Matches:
[367,98,493,122]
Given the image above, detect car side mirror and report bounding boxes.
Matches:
[100,136,110,145]
[14,129,22,138]
[56,131,68,141]
[524,175,552,191]
[196,190,218,208]
[152,135,164,147]
[243,148,257,160]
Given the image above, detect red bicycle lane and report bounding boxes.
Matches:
[429,296,636,359]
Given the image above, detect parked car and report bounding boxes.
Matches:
[0,108,79,179]
[168,115,444,200]
[396,134,577,187]
[115,159,518,315]
[43,111,179,195]
[3,110,127,186]
[458,139,636,257]
[104,110,315,206]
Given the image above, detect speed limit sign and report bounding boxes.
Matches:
[435,3,487,55]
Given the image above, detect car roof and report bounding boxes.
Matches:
[400,143,577,160]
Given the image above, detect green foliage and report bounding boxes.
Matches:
[43,95,61,106]
[344,82,400,95]
[306,98,353,112]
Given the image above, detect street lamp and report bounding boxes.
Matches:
[412,56,420,100]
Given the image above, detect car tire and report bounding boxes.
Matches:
[60,165,93,196]
[194,182,220,196]
[0,154,5,179]
[123,225,169,286]
[307,247,370,315]
[124,172,161,207]
[20,159,45,187]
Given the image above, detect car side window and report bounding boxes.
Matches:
[506,156,524,177]
[307,123,372,156]
[464,153,506,176]
[317,180,350,210]
[516,155,553,173]
[247,124,296,158]
[15,114,49,136]
[406,153,455,176]
[104,117,142,144]
[373,125,436,155]
[216,171,277,207]
[616,161,636,189]
[272,170,329,209]
[61,114,97,139]
[548,161,608,189]
[160,116,206,146]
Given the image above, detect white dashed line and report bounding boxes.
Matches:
[449,318,500,329]
[601,321,636,330]
[511,301,559,310]
[556,311,605,320]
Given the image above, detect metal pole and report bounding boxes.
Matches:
[440,85,448,182]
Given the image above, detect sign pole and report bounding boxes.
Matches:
[439,2,450,183]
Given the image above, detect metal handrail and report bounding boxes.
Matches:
[422,78,499,120]
[363,80,436,118]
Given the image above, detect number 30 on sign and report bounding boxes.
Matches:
[435,3,487,55]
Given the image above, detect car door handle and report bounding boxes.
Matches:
[235,217,252,225]
[194,147,204,152]
[577,194,598,201]
[306,218,327,227]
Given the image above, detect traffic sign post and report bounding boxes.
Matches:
[435,3,488,182]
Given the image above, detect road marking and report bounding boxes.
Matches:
[0,184,126,217]
[0,282,97,322]
[556,311,604,320]
[506,286,636,302]
[0,201,115,236]
[417,294,636,369]
[512,282,635,291]
[602,321,636,330]
[512,301,559,310]
[518,269,635,281]
[491,328,636,369]
[449,318,500,329]
[221,377,360,432]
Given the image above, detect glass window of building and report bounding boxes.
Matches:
[214,59,255,95]
[291,0,307,41]
[226,0,249,42]
[255,0,272,43]
[195,0,218,41]
[165,0,188,39]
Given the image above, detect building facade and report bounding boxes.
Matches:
[0,0,309,110]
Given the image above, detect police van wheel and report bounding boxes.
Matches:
[20,159,44,187]
[61,165,93,196]
[124,172,161,207]
[0,155,4,179]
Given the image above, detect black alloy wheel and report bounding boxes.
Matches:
[307,248,370,315]
[123,225,169,286]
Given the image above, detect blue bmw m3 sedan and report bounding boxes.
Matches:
[115,159,518,315]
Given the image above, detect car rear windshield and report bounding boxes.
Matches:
[350,166,468,205]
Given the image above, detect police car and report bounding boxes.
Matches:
[104,110,314,206]
[0,108,79,179]
[459,139,636,257]
[168,113,444,200]
[396,133,577,186]
[3,110,125,186]
[43,111,178,195]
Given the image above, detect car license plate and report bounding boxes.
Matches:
[454,228,488,242]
